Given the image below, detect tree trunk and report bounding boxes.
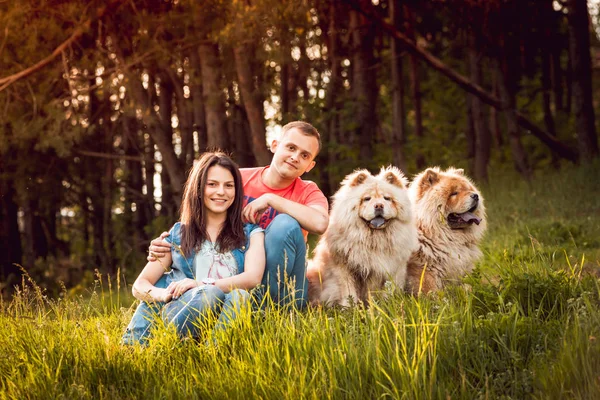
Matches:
[144,133,156,220]
[496,59,532,181]
[321,1,344,198]
[199,42,230,151]
[234,44,272,165]
[122,116,148,254]
[99,84,115,274]
[0,167,22,286]
[489,67,503,149]
[403,4,425,169]
[156,69,178,218]
[351,5,377,164]
[227,104,246,167]
[566,49,573,115]
[567,0,599,161]
[189,49,208,153]
[541,44,560,168]
[390,0,407,171]
[158,71,174,149]
[160,163,177,221]
[128,75,184,207]
[20,196,34,270]
[469,43,491,182]
[168,68,194,170]
[21,194,49,270]
[102,123,115,274]
[84,138,110,272]
[78,173,90,255]
[541,50,557,138]
[90,194,107,272]
[300,37,311,103]
[227,84,256,167]
[466,93,476,167]
[86,77,113,273]
[280,37,291,119]
[44,198,64,259]
[550,34,564,112]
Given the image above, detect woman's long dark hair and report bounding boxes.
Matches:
[179,152,245,256]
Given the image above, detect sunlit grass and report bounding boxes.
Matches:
[1,162,600,399]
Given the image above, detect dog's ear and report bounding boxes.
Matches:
[378,166,408,188]
[347,170,369,187]
[448,167,464,176]
[421,168,439,189]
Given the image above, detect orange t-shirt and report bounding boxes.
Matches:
[240,166,328,240]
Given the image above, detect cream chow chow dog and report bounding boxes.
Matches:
[405,167,487,294]
[307,166,418,307]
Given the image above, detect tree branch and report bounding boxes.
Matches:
[0,0,124,92]
[75,149,151,163]
[343,0,579,163]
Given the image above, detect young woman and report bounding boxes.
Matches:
[122,152,265,344]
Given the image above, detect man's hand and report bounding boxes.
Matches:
[166,278,199,299]
[148,231,171,262]
[242,194,271,224]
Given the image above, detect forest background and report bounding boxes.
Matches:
[0,0,599,296]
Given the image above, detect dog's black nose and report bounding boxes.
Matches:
[471,193,479,201]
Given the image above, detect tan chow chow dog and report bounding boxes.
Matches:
[307,167,418,307]
[405,167,487,294]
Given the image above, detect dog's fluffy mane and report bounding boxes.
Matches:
[324,166,413,279]
[406,167,487,292]
[308,166,418,306]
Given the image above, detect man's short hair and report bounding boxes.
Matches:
[281,121,321,154]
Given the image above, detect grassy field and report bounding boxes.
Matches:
[1,162,600,399]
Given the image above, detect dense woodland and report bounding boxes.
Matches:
[0,0,598,293]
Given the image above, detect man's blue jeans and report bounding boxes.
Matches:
[262,214,308,309]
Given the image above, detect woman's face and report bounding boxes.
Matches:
[203,165,236,217]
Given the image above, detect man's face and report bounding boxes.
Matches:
[270,128,319,180]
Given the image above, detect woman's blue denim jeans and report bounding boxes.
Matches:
[162,286,249,338]
[261,214,308,310]
[122,284,249,345]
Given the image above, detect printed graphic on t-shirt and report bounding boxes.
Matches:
[241,166,329,239]
[243,195,279,229]
[193,241,237,281]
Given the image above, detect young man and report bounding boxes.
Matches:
[148,121,328,309]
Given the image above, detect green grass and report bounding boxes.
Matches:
[2,161,600,399]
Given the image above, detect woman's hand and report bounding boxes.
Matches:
[166,278,199,299]
[152,287,173,303]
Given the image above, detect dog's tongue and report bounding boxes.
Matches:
[458,212,481,225]
[369,216,386,228]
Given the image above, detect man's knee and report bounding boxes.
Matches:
[269,213,301,230]
[265,214,303,244]
[264,215,307,281]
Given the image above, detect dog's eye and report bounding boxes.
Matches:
[384,196,391,201]
[363,197,371,202]
[450,192,458,197]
